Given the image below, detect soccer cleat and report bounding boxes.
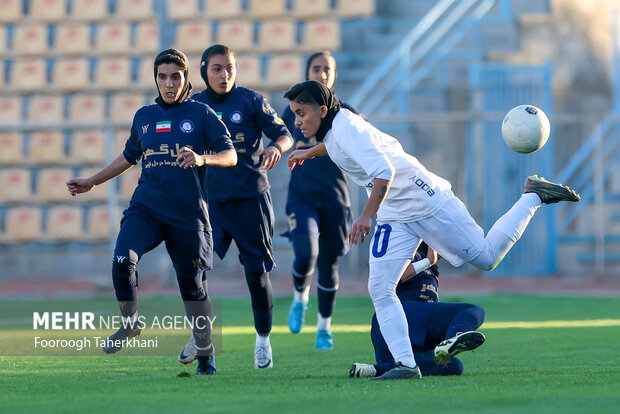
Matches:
[101,325,141,354]
[349,363,377,378]
[196,355,216,375]
[524,175,580,204]
[434,330,486,365]
[369,362,421,380]
[178,335,197,365]
[254,343,273,369]
[287,300,309,334]
[316,329,334,350]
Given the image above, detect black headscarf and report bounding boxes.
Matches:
[283,80,340,142]
[200,44,235,104]
[153,49,193,110]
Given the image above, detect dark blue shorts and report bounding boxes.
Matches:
[118,203,213,273]
[285,200,352,257]
[209,191,275,273]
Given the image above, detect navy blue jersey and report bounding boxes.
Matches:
[282,99,361,208]
[123,99,233,231]
[192,86,291,202]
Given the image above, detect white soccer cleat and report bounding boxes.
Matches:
[349,363,377,378]
[178,335,197,365]
[434,331,486,365]
[254,343,273,369]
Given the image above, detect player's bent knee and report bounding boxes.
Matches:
[293,255,315,276]
[177,275,207,302]
[367,277,397,302]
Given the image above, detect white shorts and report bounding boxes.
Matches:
[368,197,484,267]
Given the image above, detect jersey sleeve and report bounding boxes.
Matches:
[253,94,291,141]
[336,118,395,181]
[122,114,142,165]
[203,105,234,153]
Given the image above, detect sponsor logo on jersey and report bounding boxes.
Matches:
[413,178,435,197]
[142,124,149,134]
[156,121,171,132]
[180,119,194,133]
[230,111,243,123]
[215,112,223,120]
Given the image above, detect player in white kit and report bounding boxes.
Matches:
[284,80,580,380]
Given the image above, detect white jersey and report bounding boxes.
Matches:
[323,109,453,222]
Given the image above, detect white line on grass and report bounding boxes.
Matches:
[220,319,620,334]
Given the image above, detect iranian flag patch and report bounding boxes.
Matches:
[156,121,171,132]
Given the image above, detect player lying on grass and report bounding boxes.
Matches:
[285,80,580,380]
[349,242,486,379]
[67,49,236,375]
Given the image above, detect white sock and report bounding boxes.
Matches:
[368,259,417,369]
[471,193,540,270]
[293,285,310,304]
[491,193,540,242]
[256,333,270,347]
[317,314,331,331]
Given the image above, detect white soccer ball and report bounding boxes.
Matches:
[501,105,550,153]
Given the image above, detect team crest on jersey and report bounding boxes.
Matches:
[142,124,149,134]
[230,111,243,123]
[180,120,194,133]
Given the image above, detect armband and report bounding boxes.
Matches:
[269,142,283,154]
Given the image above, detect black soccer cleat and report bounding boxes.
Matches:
[101,325,141,354]
[196,355,216,375]
[524,175,580,204]
[369,362,421,380]
[434,331,486,365]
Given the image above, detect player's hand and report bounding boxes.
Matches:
[426,246,440,266]
[258,146,281,171]
[177,146,204,169]
[287,149,309,170]
[66,178,94,196]
[350,214,373,245]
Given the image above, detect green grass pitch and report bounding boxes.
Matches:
[1,294,620,413]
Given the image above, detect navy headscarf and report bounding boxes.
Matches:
[200,44,235,104]
[153,48,193,110]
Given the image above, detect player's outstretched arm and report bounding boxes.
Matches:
[66,154,133,196]
[177,147,237,169]
[287,142,327,170]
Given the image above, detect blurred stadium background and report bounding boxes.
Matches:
[1,0,620,295]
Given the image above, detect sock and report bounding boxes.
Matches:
[294,285,310,303]
[256,333,270,347]
[471,193,541,270]
[317,314,331,331]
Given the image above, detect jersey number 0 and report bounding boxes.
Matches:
[371,224,392,258]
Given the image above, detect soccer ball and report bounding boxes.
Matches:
[501,105,550,153]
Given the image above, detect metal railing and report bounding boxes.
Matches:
[348,0,506,117]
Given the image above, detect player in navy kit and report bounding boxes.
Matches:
[177,44,293,369]
[66,49,237,375]
[349,243,487,378]
[281,52,362,350]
